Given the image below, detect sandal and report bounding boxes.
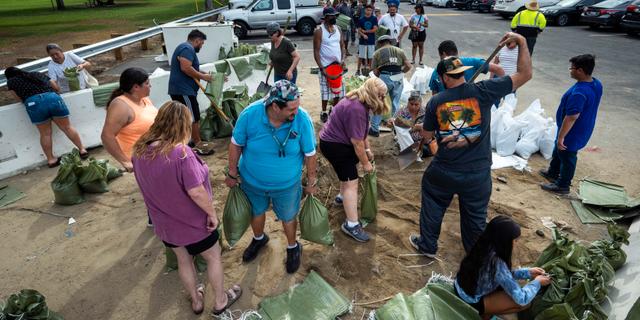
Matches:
[212,284,242,316]
[48,158,61,168]
[191,283,205,315]
[79,151,90,160]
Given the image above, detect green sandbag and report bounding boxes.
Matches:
[63,67,81,91]
[249,51,269,70]
[206,71,225,107]
[534,303,578,320]
[219,46,227,60]
[360,170,378,225]
[78,159,109,193]
[228,57,253,81]
[257,271,350,319]
[91,82,119,107]
[51,153,84,205]
[626,297,640,320]
[0,289,64,320]
[376,25,390,39]
[214,60,231,76]
[165,247,208,273]
[199,106,233,140]
[376,287,436,320]
[299,195,334,246]
[222,186,252,247]
[337,14,351,32]
[426,283,481,319]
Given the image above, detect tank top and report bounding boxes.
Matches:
[115,95,158,158]
[320,24,342,67]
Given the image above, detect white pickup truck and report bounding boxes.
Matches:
[222,0,324,39]
[493,0,561,18]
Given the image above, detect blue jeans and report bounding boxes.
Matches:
[415,164,492,254]
[240,179,302,222]
[371,73,403,132]
[24,92,70,125]
[546,146,577,188]
[274,69,297,84]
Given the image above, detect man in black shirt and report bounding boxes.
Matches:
[409,32,532,257]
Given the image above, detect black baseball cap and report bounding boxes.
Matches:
[436,57,472,76]
[323,7,338,16]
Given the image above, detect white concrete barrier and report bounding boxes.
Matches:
[0,54,268,180]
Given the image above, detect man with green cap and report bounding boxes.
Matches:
[225,80,318,274]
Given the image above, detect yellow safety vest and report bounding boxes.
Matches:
[511,10,547,30]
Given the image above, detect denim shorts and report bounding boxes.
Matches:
[240,179,302,222]
[24,92,70,125]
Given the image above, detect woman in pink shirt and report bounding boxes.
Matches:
[131,101,241,315]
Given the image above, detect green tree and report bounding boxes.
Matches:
[459,108,476,128]
[438,109,452,128]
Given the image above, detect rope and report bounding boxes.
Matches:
[352,295,395,306]
[213,309,262,320]
[396,253,443,269]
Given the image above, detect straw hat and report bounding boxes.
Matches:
[525,0,540,10]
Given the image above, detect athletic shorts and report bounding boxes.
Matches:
[163,230,219,256]
[410,30,427,43]
[240,179,302,222]
[358,45,375,59]
[24,92,70,125]
[319,71,345,101]
[170,94,200,123]
[320,139,359,182]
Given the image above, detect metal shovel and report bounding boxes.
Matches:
[256,16,292,94]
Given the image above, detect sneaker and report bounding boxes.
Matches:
[368,128,380,137]
[541,182,570,195]
[539,169,557,183]
[341,222,370,242]
[320,111,329,123]
[285,241,302,274]
[334,194,343,205]
[409,234,437,258]
[242,234,270,263]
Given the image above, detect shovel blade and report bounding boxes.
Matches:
[397,149,418,171]
[257,81,271,95]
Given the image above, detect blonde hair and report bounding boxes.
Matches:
[346,77,390,115]
[132,101,192,160]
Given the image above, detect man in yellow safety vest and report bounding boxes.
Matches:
[511,0,546,55]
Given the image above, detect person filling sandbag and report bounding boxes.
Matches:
[455,216,551,318]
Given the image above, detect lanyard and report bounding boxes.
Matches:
[271,126,295,158]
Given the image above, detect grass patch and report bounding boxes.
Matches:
[0,0,228,46]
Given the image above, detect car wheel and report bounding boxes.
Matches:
[557,13,570,26]
[234,20,248,39]
[296,18,316,36]
[466,2,472,9]
[588,23,600,29]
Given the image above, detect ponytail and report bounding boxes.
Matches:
[106,67,149,108]
[106,87,125,108]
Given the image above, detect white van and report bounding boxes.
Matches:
[493,0,561,18]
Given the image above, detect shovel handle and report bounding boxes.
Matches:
[469,44,504,83]
[193,78,232,123]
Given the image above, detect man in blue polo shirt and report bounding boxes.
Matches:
[224,80,317,274]
[540,54,602,195]
[428,40,504,94]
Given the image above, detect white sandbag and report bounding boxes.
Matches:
[495,112,526,156]
[538,119,557,160]
[514,99,547,159]
[490,93,517,150]
[410,66,433,94]
[394,125,414,152]
[400,78,415,104]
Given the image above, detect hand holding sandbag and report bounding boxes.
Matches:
[360,169,378,225]
[222,186,252,247]
[299,195,334,246]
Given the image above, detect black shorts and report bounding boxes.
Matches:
[455,287,485,315]
[320,139,359,182]
[163,230,219,256]
[170,94,201,122]
[411,30,426,43]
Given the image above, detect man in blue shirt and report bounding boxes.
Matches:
[540,54,602,195]
[428,40,504,95]
[225,80,318,274]
[357,5,378,75]
[168,29,213,155]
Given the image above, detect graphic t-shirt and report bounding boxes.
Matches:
[555,78,602,152]
[428,56,488,93]
[423,76,513,171]
[168,42,199,96]
[358,16,379,45]
[378,13,408,40]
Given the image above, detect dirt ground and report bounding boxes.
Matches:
[0,43,625,319]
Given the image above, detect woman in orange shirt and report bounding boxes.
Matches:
[101,68,158,172]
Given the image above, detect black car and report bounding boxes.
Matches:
[581,0,634,28]
[453,0,475,9]
[540,0,605,26]
[621,0,640,35]
[472,0,496,12]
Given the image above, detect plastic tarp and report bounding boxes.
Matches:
[394,125,414,153]
[91,82,119,108]
[299,195,334,246]
[579,179,636,208]
[253,271,350,320]
[0,184,26,208]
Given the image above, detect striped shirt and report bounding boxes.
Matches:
[498,46,519,76]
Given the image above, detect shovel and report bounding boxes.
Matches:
[256,16,292,94]
[469,43,504,83]
[193,77,232,125]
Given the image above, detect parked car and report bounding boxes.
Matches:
[433,0,454,7]
[493,0,561,18]
[540,0,605,26]
[472,0,496,12]
[581,0,634,28]
[454,0,475,9]
[620,0,640,35]
[222,0,323,39]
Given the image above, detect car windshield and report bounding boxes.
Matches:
[556,0,582,7]
[594,0,631,8]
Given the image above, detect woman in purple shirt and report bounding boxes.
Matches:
[319,77,389,242]
[131,101,241,315]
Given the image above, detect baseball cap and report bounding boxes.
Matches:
[264,80,300,106]
[266,22,280,36]
[323,7,338,16]
[387,0,399,7]
[376,35,396,44]
[436,57,473,76]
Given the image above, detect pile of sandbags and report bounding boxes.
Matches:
[491,95,557,160]
[409,66,433,95]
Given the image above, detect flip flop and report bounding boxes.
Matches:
[80,151,90,160]
[47,158,61,168]
[211,284,242,316]
[191,283,205,315]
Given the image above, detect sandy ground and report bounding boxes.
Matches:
[0,19,634,320]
